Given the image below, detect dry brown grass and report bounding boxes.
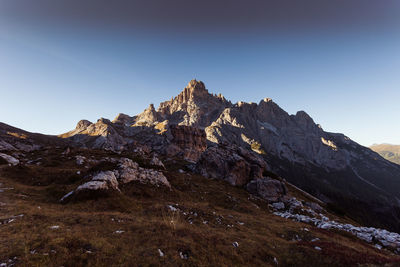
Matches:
[0,148,399,266]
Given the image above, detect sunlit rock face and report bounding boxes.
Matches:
[156,80,231,127]
[56,79,400,232]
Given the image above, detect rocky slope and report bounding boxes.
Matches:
[370,143,400,165]
[57,79,400,233]
[1,79,400,265]
[1,146,400,266]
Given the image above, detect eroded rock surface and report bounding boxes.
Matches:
[246,177,287,202]
[0,153,19,166]
[61,158,170,201]
[196,145,268,186]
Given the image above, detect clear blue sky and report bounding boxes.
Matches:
[0,1,399,146]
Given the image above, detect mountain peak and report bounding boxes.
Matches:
[187,79,206,92]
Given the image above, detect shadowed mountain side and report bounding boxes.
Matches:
[0,122,66,152]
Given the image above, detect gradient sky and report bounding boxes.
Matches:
[0,0,399,146]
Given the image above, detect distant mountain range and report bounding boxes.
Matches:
[370,144,400,165]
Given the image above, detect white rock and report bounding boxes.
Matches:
[76,171,119,192]
[271,202,285,210]
[232,242,239,248]
[167,205,178,212]
[158,249,164,257]
[0,153,19,166]
[60,191,74,202]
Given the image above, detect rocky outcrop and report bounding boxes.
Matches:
[196,145,268,186]
[76,171,120,192]
[168,125,207,162]
[156,80,231,127]
[0,153,19,166]
[61,158,170,202]
[116,158,170,187]
[246,177,287,202]
[60,118,127,151]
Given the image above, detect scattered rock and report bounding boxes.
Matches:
[158,249,164,257]
[271,202,285,210]
[150,155,165,169]
[75,155,86,165]
[274,210,400,251]
[232,242,239,248]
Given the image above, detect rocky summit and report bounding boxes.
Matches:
[1,80,400,266]
[60,79,400,233]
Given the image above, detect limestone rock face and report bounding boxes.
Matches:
[116,158,170,188]
[246,178,287,202]
[196,145,268,186]
[156,80,231,127]
[76,171,119,192]
[168,125,207,162]
[56,79,400,232]
[60,118,127,151]
[135,104,159,126]
[61,158,171,201]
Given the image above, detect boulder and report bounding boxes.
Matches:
[76,171,119,192]
[246,177,287,202]
[117,158,170,188]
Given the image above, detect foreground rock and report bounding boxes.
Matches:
[116,158,170,187]
[246,177,288,202]
[0,153,19,166]
[61,158,170,201]
[76,171,119,192]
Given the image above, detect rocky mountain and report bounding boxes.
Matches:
[1,80,400,265]
[370,144,400,165]
[58,79,400,233]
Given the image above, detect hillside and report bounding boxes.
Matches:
[1,80,400,265]
[1,147,400,266]
[370,144,400,165]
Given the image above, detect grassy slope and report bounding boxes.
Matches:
[0,148,399,266]
[370,144,400,165]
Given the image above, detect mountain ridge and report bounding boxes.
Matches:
[2,80,400,233]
